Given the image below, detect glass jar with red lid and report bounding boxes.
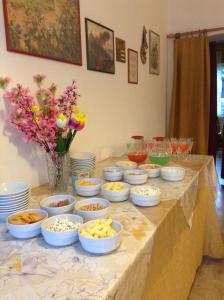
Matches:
[127,136,148,163]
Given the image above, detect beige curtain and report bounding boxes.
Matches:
[168,35,210,154]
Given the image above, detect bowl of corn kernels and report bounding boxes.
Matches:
[75,178,103,197]
[78,218,123,254]
[101,182,130,202]
[74,198,110,221]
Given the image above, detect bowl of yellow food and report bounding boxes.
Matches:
[115,161,137,170]
[74,198,110,221]
[78,218,123,254]
[75,178,103,197]
[101,182,130,202]
[7,209,48,239]
[123,169,148,185]
[139,164,161,178]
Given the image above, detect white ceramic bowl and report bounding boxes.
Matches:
[161,167,185,181]
[41,214,83,246]
[123,169,148,185]
[103,167,123,181]
[101,182,130,202]
[75,198,110,221]
[115,161,137,170]
[139,164,161,178]
[130,185,161,207]
[75,178,102,197]
[7,209,48,239]
[78,219,123,254]
[40,194,75,216]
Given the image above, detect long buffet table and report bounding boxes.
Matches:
[0,155,224,300]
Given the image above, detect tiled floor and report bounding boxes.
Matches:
[188,154,224,300]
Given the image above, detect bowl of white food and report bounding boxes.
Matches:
[41,214,83,246]
[130,185,161,207]
[161,167,185,181]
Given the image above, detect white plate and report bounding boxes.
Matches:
[0,194,30,205]
[0,182,29,196]
[70,152,96,160]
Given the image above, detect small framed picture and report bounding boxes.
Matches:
[128,49,138,84]
[149,30,160,75]
[85,18,115,74]
[116,37,126,63]
[3,0,82,65]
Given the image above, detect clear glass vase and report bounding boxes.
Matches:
[46,152,70,192]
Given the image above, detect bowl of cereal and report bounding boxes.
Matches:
[41,214,83,246]
[123,169,148,185]
[115,161,137,170]
[78,218,123,254]
[139,164,161,178]
[103,167,123,181]
[7,209,48,239]
[75,198,110,221]
[40,194,75,216]
[101,182,130,202]
[130,185,161,207]
[75,178,102,197]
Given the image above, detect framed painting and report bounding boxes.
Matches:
[3,0,82,65]
[85,18,115,74]
[116,37,126,63]
[149,30,160,75]
[128,48,138,84]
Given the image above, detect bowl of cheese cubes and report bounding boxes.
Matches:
[101,182,130,202]
[75,178,102,197]
[74,198,110,221]
[78,218,123,254]
[130,185,161,207]
[41,214,84,246]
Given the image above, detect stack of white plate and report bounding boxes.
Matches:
[70,152,96,175]
[0,182,30,221]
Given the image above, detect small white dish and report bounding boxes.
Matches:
[130,185,161,207]
[0,181,29,197]
[115,161,137,170]
[75,178,102,197]
[41,214,83,246]
[40,194,75,216]
[101,182,130,202]
[123,169,148,185]
[78,219,123,254]
[103,167,123,181]
[75,198,110,221]
[161,167,185,181]
[7,209,48,239]
[139,164,161,178]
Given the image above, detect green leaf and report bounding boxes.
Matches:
[55,134,66,153]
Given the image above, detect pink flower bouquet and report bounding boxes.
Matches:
[0,75,86,190]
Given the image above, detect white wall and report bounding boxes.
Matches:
[0,0,168,187]
[167,0,224,129]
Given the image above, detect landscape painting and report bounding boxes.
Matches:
[85,18,115,74]
[3,0,82,65]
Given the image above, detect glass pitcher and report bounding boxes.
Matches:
[127,136,148,163]
[149,138,172,165]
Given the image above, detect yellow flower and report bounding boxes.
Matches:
[31,105,40,113]
[58,113,66,121]
[75,112,86,123]
[72,106,79,114]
